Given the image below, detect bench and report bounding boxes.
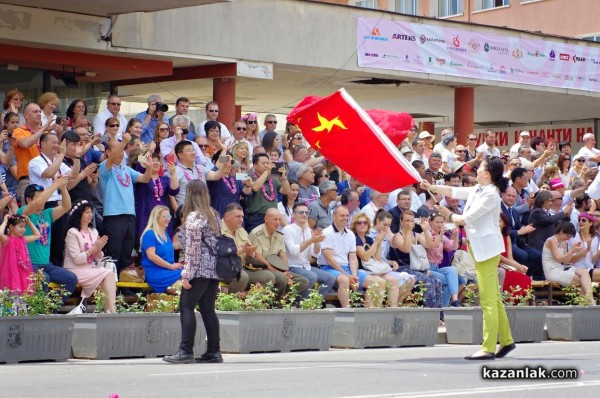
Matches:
[531,280,563,306]
[48,281,151,290]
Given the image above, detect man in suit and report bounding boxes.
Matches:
[510,167,533,225]
[389,189,411,233]
[501,186,543,279]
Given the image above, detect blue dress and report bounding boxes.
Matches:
[207,168,246,217]
[141,231,182,293]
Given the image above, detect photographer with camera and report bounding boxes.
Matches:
[136,94,169,145]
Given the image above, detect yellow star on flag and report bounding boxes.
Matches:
[311,113,347,134]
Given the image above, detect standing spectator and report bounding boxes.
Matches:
[125,118,143,141]
[13,103,55,202]
[259,114,278,142]
[93,94,127,139]
[0,214,39,293]
[39,92,65,136]
[1,112,19,196]
[99,134,153,272]
[465,133,478,161]
[167,97,196,140]
[141,205,183,293]
[411,138,429,169]
[207,159,251,217]
[163,180,223,364]
[65,99,87,128]
[477,130,501,158]
[424,152,445,184]
[136,94,167,144]
[360,190,389,224]
[242,113,260,148]
[64,201,115,312]
[198,101,231,141]
[577,133,600,167]
[225,119,253,154]
[204,121,226,158]
[296,164,319,205]
[231,141,250,172]
[1,88,25,130]
[509,131,530,156]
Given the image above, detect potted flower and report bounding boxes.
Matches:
[216,281,335,353]
[331,282,441,349]
[0,271,74,364]
[546,283,600,341]
[71,288,205,359]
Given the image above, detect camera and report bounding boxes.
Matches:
[2,130,11,138]
[155,102,169,112]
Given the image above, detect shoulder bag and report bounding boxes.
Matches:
[202,235,242,282]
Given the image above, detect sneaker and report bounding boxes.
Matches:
[163,350,194,364]
[195,352,223,363]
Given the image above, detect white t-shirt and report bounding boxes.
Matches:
[570,234,599,269]
[318,225,356,266]
[28,154,72,201]
[578,146,600,167]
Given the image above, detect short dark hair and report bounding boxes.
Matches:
[175,140,193,159]
[24,184,44,202]
[205,101,218,110]
[60,130,81,144]
[412,160,424,169]
[252,152,269,165]
[292,202,308,212]
[224,203,243,214]
[340,188,357,205]
[204,120,220,134]
[176,97,190,106]
[510,167,527,183]
[559,141,571,151]
[397,189,411,200]
[555,221,576,236]
[444,173,459,183]
[39,132,54,144]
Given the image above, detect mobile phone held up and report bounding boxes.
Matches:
[235,172,248,181]
[165,153,175,164]
[271,161,284,176]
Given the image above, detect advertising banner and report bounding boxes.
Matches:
[358,17,600,93]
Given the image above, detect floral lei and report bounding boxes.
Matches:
[152,177,164,201]
[253,172,275,201]
[179,164,203,181]
[113,166,131,187]
[221,176,237,195]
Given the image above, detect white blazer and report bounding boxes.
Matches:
[451,184,504,262]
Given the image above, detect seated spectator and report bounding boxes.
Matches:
[318,205,384,308]
[296,164,319,205]
[64,201,115,312]
[528,190,572,251]
[278,181,299,225]
[388,210,443,308]
[283,203,336,300]
[426,212,462,307]
[570,213,600,282]
[219,203,253,294]
[353,211,415,307]
[141,205,184,293]
[339,188,361,227]
[231,141,250,172]
[542,221,596,305]
[498,213,531,300]
[360,190,389,224]
[308,180,337,229]
[248,208,310,299]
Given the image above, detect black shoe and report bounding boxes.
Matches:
[464,352,495,360]
[495,343,516,358]
[451,300,461,307]
[195,351,223,363]
[163,350,194,364]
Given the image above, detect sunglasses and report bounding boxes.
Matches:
[468,138,477,141]
[161,214,172,220]
[576,159,585,162]
[108,124,120,128]
[236,127,247,131]
[198,144,209,149]
[266,120,278,124]
[295,210,309,215]
[456,150,466,153]
[294,135,302,140]
[246,120,256,124]
[322,173,330,178]
[159,127,170,131]
[355,220,369,226]
[578,218,589,222]
[109,102,121,106]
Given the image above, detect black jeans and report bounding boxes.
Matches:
[103,214,135,272]
[179,277,220,355]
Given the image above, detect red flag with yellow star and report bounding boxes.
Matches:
[287,89,421,192]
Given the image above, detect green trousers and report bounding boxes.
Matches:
[473,252,514,353]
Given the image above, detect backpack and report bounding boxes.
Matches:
[203,235,242,282]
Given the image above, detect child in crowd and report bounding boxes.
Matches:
[0,214,41,292]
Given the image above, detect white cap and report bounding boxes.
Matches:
[519,131,530,137]
[419,131,433,139]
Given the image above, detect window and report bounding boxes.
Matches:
[355,0,378,8]
[580,34,600,42]
[438,0,463,17]
[475,0,509,10]
[395,0,418,15]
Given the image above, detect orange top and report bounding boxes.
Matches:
[12,125,40,179]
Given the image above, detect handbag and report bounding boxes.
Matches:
[203,235,242,282]
[362,258,393,275]
[67,298,86,315]
[97,256,119,281]
[409,244,430,271]
[451,249,477,280]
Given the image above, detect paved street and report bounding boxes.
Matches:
[2,341,600,398]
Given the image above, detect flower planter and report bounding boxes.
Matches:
[331,308,440,349]
[546,306,600,341]
[445,306,546,345]
[0,316,75,364]
[217,310,335,353]
[71,313,206,359]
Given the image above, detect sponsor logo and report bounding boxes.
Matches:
[512,48,523,59]
[446,35,466,53]
[526,71,540,75]
[591,58,600,65]
[450,61,464,67]
[577,76,585,81]
[559,53,570,61]
[436,57,446,66]
[364,52,379,57]
[484,43,509,54]
[419,34,446,44]
[499,65,507,74]
[404,54,410,63]
[453,36,460,48]
[573,55,586,63]
[382,54,401,59]
[467,62,481,69]
[549,50,556,61]
[510,67,524,74]
[552,73,562,79]
[526,50,546,58]
[364,28,388,41]
[488,64,496,73]
[413,55,424,64]
[589,77,598,82]
[392,33,416,41]
[541,72,549,77]
[468,39,481,53]
[564,74,573,81]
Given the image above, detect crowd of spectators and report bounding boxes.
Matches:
[1,89,599,313]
